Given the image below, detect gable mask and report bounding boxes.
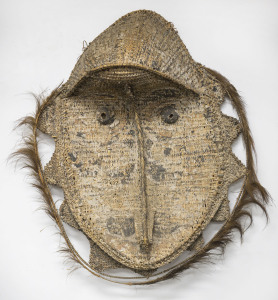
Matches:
[14,10,269,284]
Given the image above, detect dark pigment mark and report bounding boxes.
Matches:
[124,139,135,148]
[195,155,205,167]
[146,139,153,149]
[68,152,77,162]
[92,159,102,166]
[204,107,214,122]
[149,164,166,181]
[107,217,135,237]
[74,162,83,168]
[164,148,172,156]
[121,164,135,184]
[77,132,84,137]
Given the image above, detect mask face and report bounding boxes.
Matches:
[16,9,268,284]
[39,66,245,271]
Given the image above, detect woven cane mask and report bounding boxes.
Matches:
[16,10,268,284]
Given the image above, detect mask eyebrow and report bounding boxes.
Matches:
[90,93,116,99]
[150,88,181,98]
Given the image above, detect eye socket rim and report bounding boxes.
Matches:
[161,106,179,124]
[97,107,115,125]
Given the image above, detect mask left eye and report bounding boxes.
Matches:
[97,107,115,125]
[161,106,179,124]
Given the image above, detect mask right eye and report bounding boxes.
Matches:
[161,106,179,124]
[97,107,115,125]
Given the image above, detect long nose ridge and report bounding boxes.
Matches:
[134,210,155,252]
[126,84,154,252]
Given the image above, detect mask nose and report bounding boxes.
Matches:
[126,83,154,253]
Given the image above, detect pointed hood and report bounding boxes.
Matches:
[64,10,216,97]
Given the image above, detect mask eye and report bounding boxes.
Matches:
[161,106,179,124]
[97,107,115,125]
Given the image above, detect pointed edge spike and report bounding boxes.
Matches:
[59,201,80,230]
[43,151,59,185]
[221,114,242,142]
[89,239,122,272]
[225,152,247,185]
[37,102,56,136]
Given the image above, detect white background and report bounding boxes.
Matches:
[1,0,278,299]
